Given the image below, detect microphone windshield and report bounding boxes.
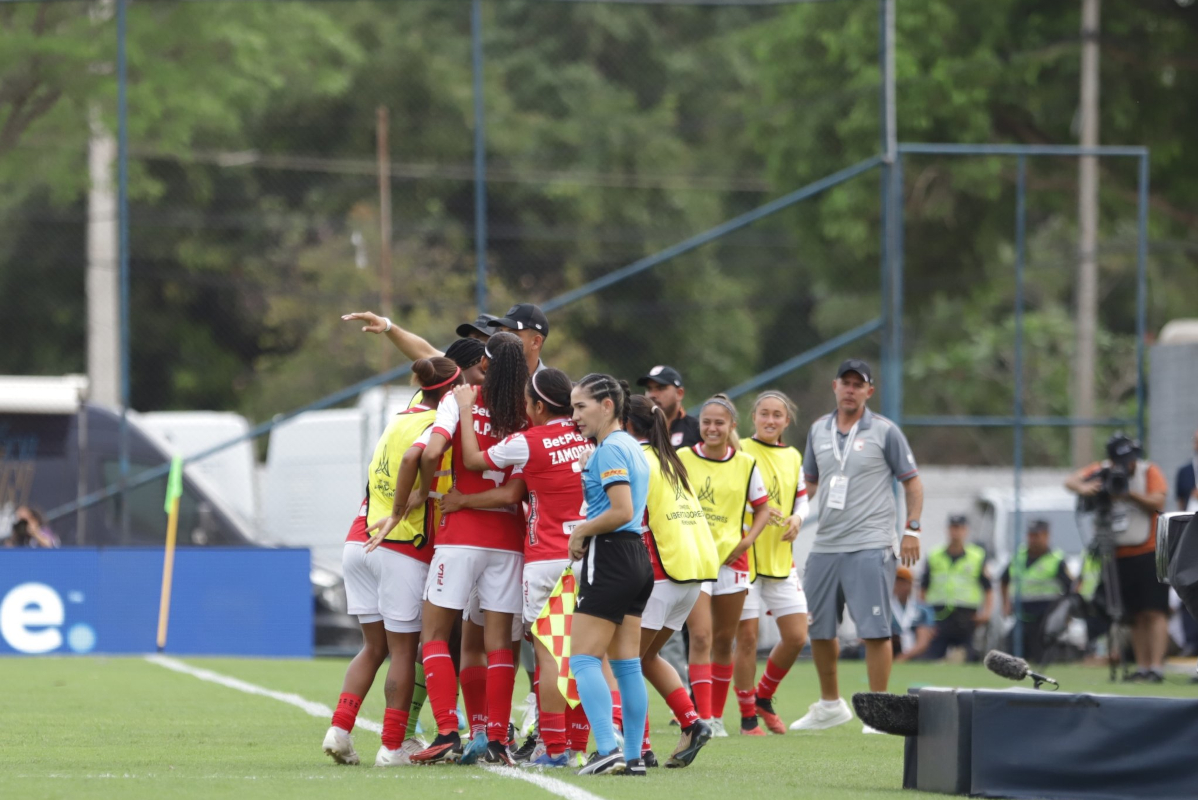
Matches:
[851,692,918,737]
[984,649,1030,681]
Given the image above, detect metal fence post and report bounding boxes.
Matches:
[117,0,131,542]
[1012,155,1027,657]
[471,0,488,316]
[1136,153,1149,443]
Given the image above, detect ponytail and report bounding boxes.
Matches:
[411,356,463,406]
[528,368,573,418]
[627,395,690,494]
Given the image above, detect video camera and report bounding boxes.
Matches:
[1158,511,1198,620]
[1077,433,1140,514]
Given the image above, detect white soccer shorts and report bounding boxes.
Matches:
[342,541,382,622]
[426,546,523,615]
[700,564,750,597]
[377,548,430,633]
[642,580,702,632]
[741,568,808,622]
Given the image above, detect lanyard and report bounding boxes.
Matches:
[830,421,859,474]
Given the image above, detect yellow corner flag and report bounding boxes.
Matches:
[531,567,581,708]
[156,456,183,651]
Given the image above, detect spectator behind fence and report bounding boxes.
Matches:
[6,506,60,549]
[891,566,934,662]
[1001,519,1072,663]
[920,514,992,661]
[1175,428,1198,512]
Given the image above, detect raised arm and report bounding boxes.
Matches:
[342,311,442,360]
[451,385,489,471]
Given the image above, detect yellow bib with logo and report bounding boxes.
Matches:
[367,406,436,548]
[741,438,803,580]
[642,445,719,583]
[678,447,757,565]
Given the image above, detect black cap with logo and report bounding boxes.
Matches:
[488,303,549,337]
[836,358,873,385]
[636,365,684,389]
[456,313,498,339]
[948,514,969,527]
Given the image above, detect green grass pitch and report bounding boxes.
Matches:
[1,655,1193,800]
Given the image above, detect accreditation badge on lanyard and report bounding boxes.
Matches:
[826,422,859,511]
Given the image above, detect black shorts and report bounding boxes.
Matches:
[1115,551,1170,616]
[576,531,654,625]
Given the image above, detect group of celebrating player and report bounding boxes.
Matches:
[322,303,817,776]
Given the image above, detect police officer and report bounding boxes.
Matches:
[1001,519,1072,662]
[920,514,992,661]
[637,366,701,448]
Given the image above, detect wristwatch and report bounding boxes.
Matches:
[904,520,921,538]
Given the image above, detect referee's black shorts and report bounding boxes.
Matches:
[576,531,654,625]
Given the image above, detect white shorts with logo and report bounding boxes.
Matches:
[343,542,382,623]
[521,558,576,626]
[426,545,523,615]
[700,564,750,597]
[643,580,702,632]
[377,548,430,633]
[740,568,808,622]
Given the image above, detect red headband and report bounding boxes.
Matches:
[423,366,461,392]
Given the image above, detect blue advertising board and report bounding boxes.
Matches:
[0,548,312,657]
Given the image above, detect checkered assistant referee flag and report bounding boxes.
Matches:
[532,567,581,709]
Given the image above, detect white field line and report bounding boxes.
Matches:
[144,655,608,800]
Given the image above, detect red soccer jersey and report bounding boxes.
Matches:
[484,418,590,563]
[431,390,525,552]
[344,499,435,564]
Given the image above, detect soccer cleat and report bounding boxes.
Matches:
[789,698,853,731]
[518,692,539,737]
[374,736,427,767]
[613,726,625,751]
[322,726,359,765]
[709,718,728,738]
[566,749,587,769]
[642,750,659,768]
[740,718,767,736]
[411,731,463,764]
[459,731,487,766]
[512,732,540,762]
[756,696,786,735]
[577,750,627,775]
[484,740,516,767]
[666,719,711,769]
[623,758,647,777]
[522,751,570,769]
[862,724,886,735]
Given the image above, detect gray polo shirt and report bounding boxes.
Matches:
[803,407,918,554]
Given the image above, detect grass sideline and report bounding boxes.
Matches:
[1,656,1194,800]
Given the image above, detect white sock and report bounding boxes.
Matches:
[819,698,841,710]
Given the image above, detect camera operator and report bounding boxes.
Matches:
[1065,434,1168,682]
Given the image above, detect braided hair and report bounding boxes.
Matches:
[627,395,690,494]
[576,372,631,430]
[481,331,529,439]
[528,368,573,418]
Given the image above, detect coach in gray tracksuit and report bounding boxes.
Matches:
[788,359,924,733]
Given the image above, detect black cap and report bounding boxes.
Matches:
[836,358,873,385]
[1028,519,1050,534]
[456,313,497,339]
[636,365,684,389]
[948,514,968,527]
[488,303,549,337]
[1106,432,1141,464]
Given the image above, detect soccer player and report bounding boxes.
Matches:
[735,391,810,735]
[442,368,592,768]
[566,374,654,776]
[678,394,772,737]
[626,395,717,768]
[410,332,530,766]
[323,356,464,767]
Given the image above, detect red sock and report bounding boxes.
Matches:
[736,688,757,719]
[756,657,790,701]
[382,707,409,750]
[666,687,700,728]
[541,711,567,756]
[642,712,651,755]
[611,689,623,730]
[422,641,459,735]
[711,662,734,720]
[460,665,488,737]
[567,702,591,751]
[486,649,515,744]
[690,663,713,719]
[331,692,362,733]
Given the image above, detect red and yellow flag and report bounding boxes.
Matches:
[532,568,580,708]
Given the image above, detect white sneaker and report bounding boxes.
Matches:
[518,692,538,737]
[789,699,853,731]
[323,726,359,765]
[862,724,886,735]
[375,736,427,767]
[708,718,728,738]
[566,749,587,769]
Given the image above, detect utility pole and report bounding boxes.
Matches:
[1072,0,1101,466]
[376,106,393,376]
[87,108,120,409]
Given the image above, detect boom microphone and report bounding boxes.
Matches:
[851,692,919,736]
[983,649,1059,690]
